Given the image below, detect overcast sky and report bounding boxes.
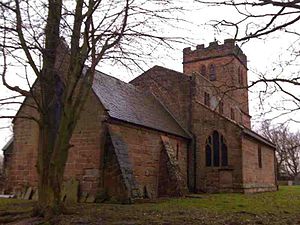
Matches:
[1,1,299,150]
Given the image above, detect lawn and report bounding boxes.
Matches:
[1,186,300,224]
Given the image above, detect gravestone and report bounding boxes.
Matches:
[79,192,88,203]
[23,187,33,200]
[32,190,38,201]
[86,193,95,203]
[62,178,79,204]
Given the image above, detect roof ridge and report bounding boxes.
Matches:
[94,69,155,98]
[130,65,189,84]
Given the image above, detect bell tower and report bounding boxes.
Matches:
[183,39,251,128]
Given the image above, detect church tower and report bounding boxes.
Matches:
[183,39,251,128]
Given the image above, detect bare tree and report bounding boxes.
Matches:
[0,0,185,217]
[195,0,300,123]
[259,120,300,179]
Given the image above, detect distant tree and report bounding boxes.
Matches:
[259,121,300,179]
[196,0,300,122]
[0,0,184,217]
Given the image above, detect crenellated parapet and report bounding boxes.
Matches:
[183,39,247,68]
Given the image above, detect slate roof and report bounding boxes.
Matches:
[130,65,191,84]
[92,71,189,138]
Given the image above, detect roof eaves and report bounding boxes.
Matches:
[149,91,192,139]
[242,128,276,149]
[107,116,190,139]
[2,137,13,152]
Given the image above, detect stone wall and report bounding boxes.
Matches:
[241,136,277,192]
[5,91,108,197]
[183,40,250,128]
[6,96,39,193]
[192,74,250,128]
[64,92,107,195]
[191,101,243,193]
[107,121,189,198]
[102,131,135,202]
[130,66,191,131]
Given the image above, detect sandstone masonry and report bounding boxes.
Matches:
[2,39,277,201]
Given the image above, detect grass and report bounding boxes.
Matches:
[1,186,300,224]
[0,198,34,223]
[155,186,300,214]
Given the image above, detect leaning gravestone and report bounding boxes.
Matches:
[85,193,95,203]
[32,190,38,201]
[62,178,79,204]
[23,187,33,200]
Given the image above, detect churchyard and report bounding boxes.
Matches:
[0,186,299,225]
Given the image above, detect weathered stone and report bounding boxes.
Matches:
[23,187,32,200]
[62,178,79,204]
[21,188,27,199]
[107,128,142,201]
[84,169,99,177]
[79,192,88,203]
[32,190,38,201]
[159,136,188,197]
[86,194,95,203]
[4,39,277,201]
[16,190,22,199]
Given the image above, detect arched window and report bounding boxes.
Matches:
[209,64,216,81]
[200,65,207,77]
[205,131,228,167]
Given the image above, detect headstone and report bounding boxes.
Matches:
[62,178,79,204]
[294,174,300,185]
[79,192,88,203]
[32,190,38,201]
[16,190,22,199]
[21,188,27,199]
[288,180,293,186]
[24,187,33,200]
[86,193,95,203]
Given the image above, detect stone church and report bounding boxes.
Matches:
[2,39,277,202]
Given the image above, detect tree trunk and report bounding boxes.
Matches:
[35,100,77,217]
[35,122,64,217]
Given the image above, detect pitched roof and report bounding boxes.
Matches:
[130,65,191,84]
[92,71,189,138]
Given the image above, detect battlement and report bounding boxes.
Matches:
[183,39,247,67]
